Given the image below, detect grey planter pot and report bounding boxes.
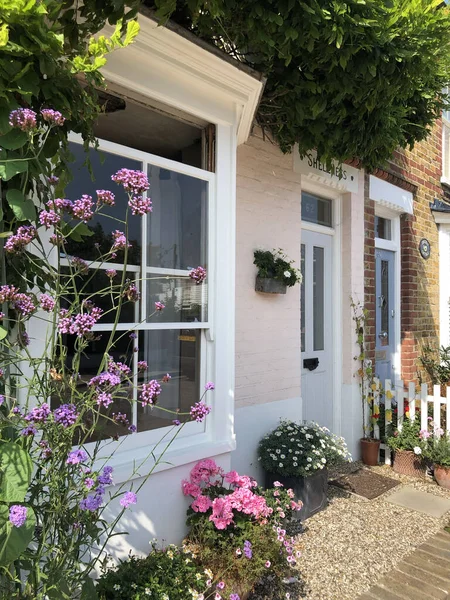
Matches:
[264,469,328,521]
[255,276,287,294]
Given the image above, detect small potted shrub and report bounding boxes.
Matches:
[182,459,302,599]
[258,421,351,520]
[253,248,301,294]
[424,431,450,489]
[96,543,210,599]
[387,416,426,477]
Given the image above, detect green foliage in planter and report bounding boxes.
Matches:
[387,416,424,452]
[424,433,450,468]
[96,545,209,600]
[253,249,300,287]
[258,420,351,478]
[420,345,450,385]
[150,0,450,170]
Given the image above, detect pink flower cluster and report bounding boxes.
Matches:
[96,190,115,206]
[140,379,162,406]
[189,266,207,284]
[72,195,94,222]
[5,225,37,254]
[40,293,56,312]
[0,285,35,318]
[112,230,130,251]
[182,460,272,530]
[41,109,65,126]
[57,305,103,337]
[39,198,71,229]
[9,108,37,132]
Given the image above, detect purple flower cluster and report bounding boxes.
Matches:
[9,505,27,527]
[137,361,148,371]
[154,301,165,311]
[67,449,88,465]
[39,440,52,459]
[40,293,56,312]
[20,425,37,437]
[53,403,78,427]
[111,230,130,251]
[243,540,252,559]
[5,225,37,254]
[96,189,115,206]
[96,392,113,408]
[38,197,70,229]
[48,175,59,185]
[120,490,137,508]
[140,379,162,406]
[111,169,149,195]
[205,382,215,391]
[9,109,37,132]
[105,269,117,279]
[128,195,152,216]
[98,466,114,485]
[123,281,140,302]
[190,401,211,423]
[71,256,89,273]
[25,402,50,424]
[41,109,65,126]
[108,359,131,377]
[112,412,129,426]
[79,489,104,512]
[0,285,35,318]
[79,466,113,512]
[189,266,207,284]
[58,305,103,337]
[72,195,94,222]
[89,372,121,388]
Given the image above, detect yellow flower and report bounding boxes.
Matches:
[385,409,393,422]
[167,550,174,559]
[386,390,394,400]
[371,383,377,391]
[204,568,213,579]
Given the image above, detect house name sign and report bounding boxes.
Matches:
[294,149,360,194]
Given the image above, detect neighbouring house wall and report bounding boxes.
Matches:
[364,123,443,385]
[233,130,302,478]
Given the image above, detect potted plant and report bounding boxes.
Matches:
[258,420,351,520]
[352,299,381,465]
[181,459,301,599]
[253,248,301,294]
[423,431,450,489]
[387,416,426,477]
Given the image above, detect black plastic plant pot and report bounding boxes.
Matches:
[264,468,328,521]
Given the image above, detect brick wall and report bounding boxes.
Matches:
[364,173,376,367]
[365,123,443,384]
[235,129,302,409]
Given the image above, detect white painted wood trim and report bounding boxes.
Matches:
[369,175,414,215]
[439,224,450,347]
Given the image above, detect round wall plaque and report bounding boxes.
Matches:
[419,238,431,260]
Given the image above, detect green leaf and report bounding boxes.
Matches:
[0,160,28,181]
[0,129,28,150]
[6,189,36,221]
[68,222,94,242]
[0,327,7,341]
[0,443,32,503]
[81,576,98,600]
[0,504,35,567]
[0,24,9,48]
[124,20,140,46]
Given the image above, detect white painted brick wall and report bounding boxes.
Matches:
[235,130,302,409]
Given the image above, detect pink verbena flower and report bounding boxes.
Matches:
[189,266,207,284]
[25,403,50,424]
[53,404,78,427]
[120,491,137,508]
[123,281,140,302]
[128,195,152,216]
[190,401,211,423]
[40,109,65,126]
[137,361,148,371]
[140,380,162,406]
[155,301,165,311]
[39,209,60,229]
[111,168,149,195]
[12,293,35,317]
[96,189,115,206]
[9,505,27,527]
[66,449,88,465]
[111,230,130,251]
[105,269,117,279]
[5,225,37,254]
[9,109,37,132]
[40,293,56,312]
[96,392,113,408]
[71,256,89,273]
[72,195,94,222]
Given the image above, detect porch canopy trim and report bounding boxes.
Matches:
[369,175,414,215]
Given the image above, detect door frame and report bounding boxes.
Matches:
[301,181,342,434]
[374,205,401,385]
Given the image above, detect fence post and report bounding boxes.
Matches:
[447,386,450,434]
[420,384,428,432]
[384,379,393,465]
[433,384,441,432]
[408,382,415,421]
[374,378,381,442]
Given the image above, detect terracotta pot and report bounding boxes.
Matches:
[393,450,426,478]
[360,438,380,466]
[434,464,450,489]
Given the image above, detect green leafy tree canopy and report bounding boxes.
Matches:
[151,0,450,169]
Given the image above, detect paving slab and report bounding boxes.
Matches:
[385,485,450,517]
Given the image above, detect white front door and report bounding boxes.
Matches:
[301,229,334,430]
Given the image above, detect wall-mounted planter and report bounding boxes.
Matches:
[255,276,286,294]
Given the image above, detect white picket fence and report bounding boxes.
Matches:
[372,378,450,465]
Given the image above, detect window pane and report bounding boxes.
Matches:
[137,329,201,431]
[301,192,332,227]
[147,166,208,270]
[52,332,134,441]
[380,259,389,346]
[64,143,142,265]
[147,275,207,322]
[301,244,305,353]
[313,246,324,351]
[59,267,139,324]
[375,216,392,241]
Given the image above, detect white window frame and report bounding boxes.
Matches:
[442,86,450,185]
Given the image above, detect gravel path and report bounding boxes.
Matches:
[294,462,450,600]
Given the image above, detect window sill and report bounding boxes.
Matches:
[105,435,236,484]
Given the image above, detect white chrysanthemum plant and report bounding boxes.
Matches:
[258,420,352,478]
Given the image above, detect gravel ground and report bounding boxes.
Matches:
[293,461,450,600]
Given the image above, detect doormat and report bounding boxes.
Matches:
[330,468,400,499]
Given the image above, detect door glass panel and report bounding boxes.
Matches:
[301,192,332,227]
[301,244,305,352]
[375,217,392,241]
[380,259,389,346]
[313,246,324,351]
